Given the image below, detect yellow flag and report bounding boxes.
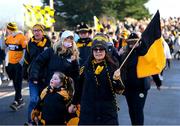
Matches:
[137,10,166,78]
[93,16,103,32]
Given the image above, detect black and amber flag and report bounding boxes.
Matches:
[137,10,166,78]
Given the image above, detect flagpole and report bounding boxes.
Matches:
[50,0,54,32]
[113,38,141,80]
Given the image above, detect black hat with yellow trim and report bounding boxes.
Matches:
[76,22,92,34]
[7,22,18,31]
[92,33,108,51]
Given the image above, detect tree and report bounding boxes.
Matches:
[114,0,150,20]
[43,0,150,30]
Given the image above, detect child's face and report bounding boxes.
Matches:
[50,73,62,88]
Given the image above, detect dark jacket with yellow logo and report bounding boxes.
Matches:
[76,38,92,66]
[72,58,119,125]
[23,35,51,81]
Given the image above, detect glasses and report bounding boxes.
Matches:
[93,48,105,52]
[33,29,41,32]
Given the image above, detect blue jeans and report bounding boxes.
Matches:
[28,81,39,123]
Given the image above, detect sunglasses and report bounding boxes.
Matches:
[93,48,105,52]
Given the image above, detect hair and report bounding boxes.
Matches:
[54,72,74,98]
[53,37,79,60]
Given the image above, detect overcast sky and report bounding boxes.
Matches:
[0,0,179,28]
[145,0,180,18]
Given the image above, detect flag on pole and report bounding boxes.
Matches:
[23,5,55,28]
[137,10,166,78]
[93,16,103,32]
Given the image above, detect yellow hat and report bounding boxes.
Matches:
[121,30,129,39]
[7,22,18,31]
[32,24,45,34]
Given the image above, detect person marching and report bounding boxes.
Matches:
[69,34,124,125]
[31,72,74,125]
[5,22,27,110]
[118,29,129,50]
[76,22,93,66]
[29,30,79,89]
[23,24,51,125]
[116,32,162,125]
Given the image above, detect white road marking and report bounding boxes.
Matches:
[151,85,180,90]
[0,87,29,99]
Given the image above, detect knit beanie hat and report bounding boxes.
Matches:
[92,33,108,51]
[32,24,45,34]
[7,22,18,31]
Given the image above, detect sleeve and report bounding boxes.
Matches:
[23,43,31,79]
[20,34,27,49]
[29,48,51,81]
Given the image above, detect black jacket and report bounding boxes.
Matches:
[73,59,119,125]
[120,46,151,92]
[34,86,69,125]
[23,35,51,80]
[76,38,92,66]
[30,48,79,86]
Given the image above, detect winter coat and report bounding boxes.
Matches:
[23,35,51,80]
[76,38,92,66]
[120,46,151,92]
[33,86,70,125]
[73,59,119,125]
[30,48,79,87]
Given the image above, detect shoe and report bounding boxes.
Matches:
[10,99,25,111]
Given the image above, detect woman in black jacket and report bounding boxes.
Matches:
[69,34,124,125]
[30,30,79,88]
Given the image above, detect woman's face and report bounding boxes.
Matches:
[93,47,106,62]
[50,73,62,88]
[63,36,74,48]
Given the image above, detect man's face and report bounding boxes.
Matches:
[78,31,89,38]
[33,28,44,40]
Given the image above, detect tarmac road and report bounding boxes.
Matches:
[0,60,180,125]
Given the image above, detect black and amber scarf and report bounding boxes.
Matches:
[31,36,47,47]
